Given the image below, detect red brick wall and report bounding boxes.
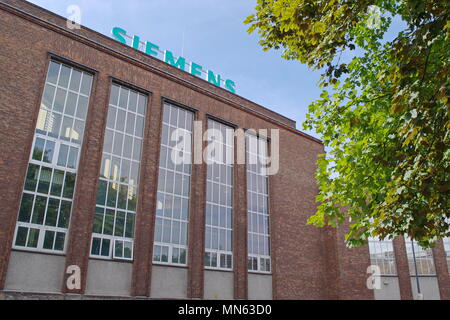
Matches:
[333,224,374,300]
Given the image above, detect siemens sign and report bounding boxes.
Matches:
[112,27,236,93]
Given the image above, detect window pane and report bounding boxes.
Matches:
[118,87,129,109]
[69,69,82,92]
[114,211,126,237]
[50,170,64,197]
[126,113,135,135]
[135,116,145,138]
[65,92,77,116]
[104,130,113,154]
[60,116,74,141]
[117,184,127,209]
[124,241,132,259]
[37,167,52,194]
[58,65,71,88]
[110,85,120,106]
[115,240,123,258]
[42,84,56,109]
[91,237,101,255]
[45,198,60,227]
[137,95,146,115]
[47,61,60,84]
[72,120,84,145]
[33,138,45,161]
[54,233,65,251]
[43,140,55,163]
[58,200,71,228]
[80,74,93,96]
[15,227,28,247]
[123,135,133,159]
[27,228,40,248]
[107,183,118,207]
[93,207,104,234]
[116,109,126,132]
[104,210,115,235]
[125,213,135,238]
[101,238,110,256]
[161,246,169,262]
[96,180,107,205]
[54,88,67,113]
[18,193,34,223]
[128,91,138,112]
[113,132,124,156]
[63,172,76,198]
[24,164,39,192]
[57,144,69,167]
[43,230,55,249]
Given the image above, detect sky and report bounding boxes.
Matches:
[26,0,325,139]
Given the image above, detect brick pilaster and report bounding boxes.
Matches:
[0,52,49,290]
[187,111,207,299]
[62,73,109,294]
[130,93,161,297]
[233,128,248,299]
[393,236,413,300]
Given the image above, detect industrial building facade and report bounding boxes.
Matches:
[0,0,449,300]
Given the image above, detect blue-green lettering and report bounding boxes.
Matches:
[132,35,140,50]
[164,50,185,71]
[190,62,202,77]
[207,70,221,87]
[225,79,236,93]
[145,41,159,57]
[112,27,127,45]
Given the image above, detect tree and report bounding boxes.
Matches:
[245,0,449,248]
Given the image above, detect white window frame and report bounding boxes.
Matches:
[246,132,272,274]
[90,84,147,261]
[204,119,234,271]
[152,103,193,267]
[13,61,92,254]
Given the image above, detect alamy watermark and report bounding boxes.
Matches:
[66,5,81,30]
[366,265,382,290]
[171,122,280,175]
[66,265,81,290]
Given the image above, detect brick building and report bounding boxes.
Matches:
[0,0,448,300]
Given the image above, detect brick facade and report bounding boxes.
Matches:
[0,0,448,300]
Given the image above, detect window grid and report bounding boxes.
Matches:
[405,238,437,276]
[443,237,450,276]
[153,103,194,266]
[90,84,147,261]
[368,238,397,276]
[13,61,92,253]
[204,120,234,271]
[246,133,271,273]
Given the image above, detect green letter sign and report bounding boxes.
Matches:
[111,27,236,93]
